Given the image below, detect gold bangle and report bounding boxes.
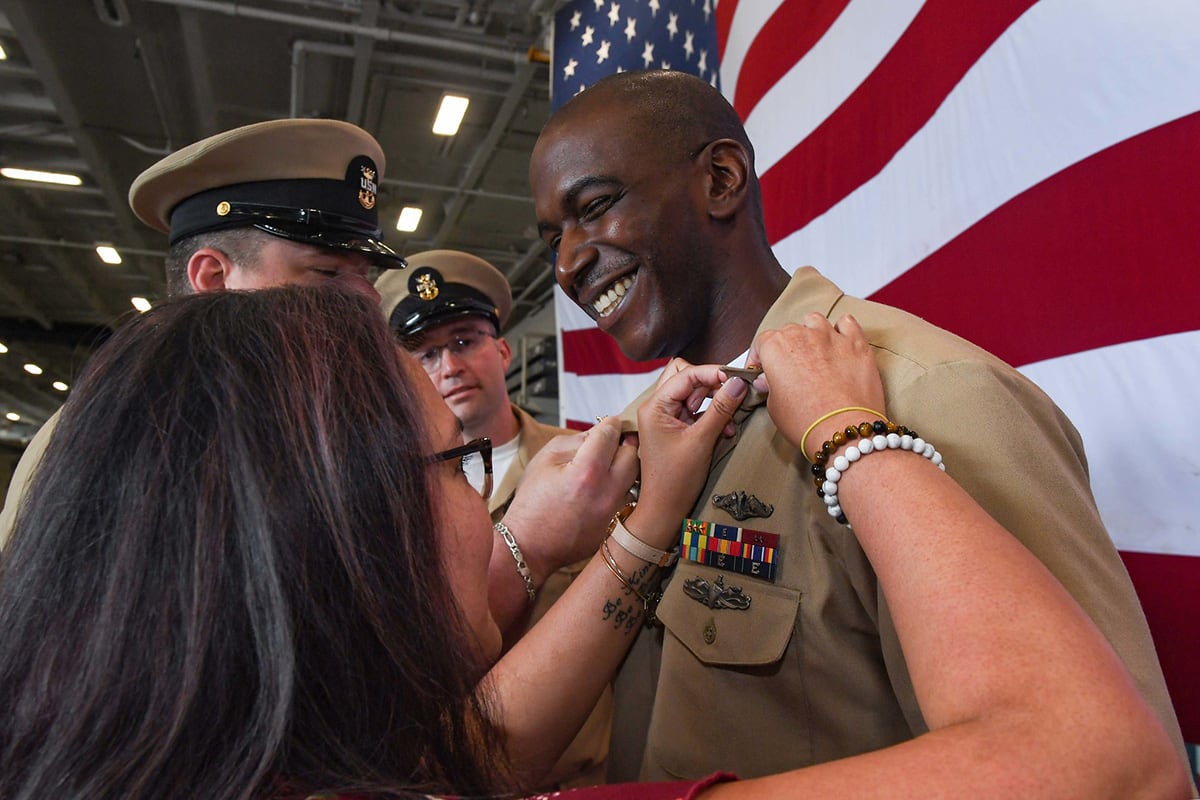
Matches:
[600,538,653,609]
[799,406,888,464]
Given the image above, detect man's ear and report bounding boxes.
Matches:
[496,335,514,372]
[704,138,752,220]
[187,248,235,292]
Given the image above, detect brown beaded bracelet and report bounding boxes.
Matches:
[809,419,919,489]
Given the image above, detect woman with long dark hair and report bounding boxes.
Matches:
[0,288,1186,799]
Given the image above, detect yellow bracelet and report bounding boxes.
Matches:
[799,406,888,464]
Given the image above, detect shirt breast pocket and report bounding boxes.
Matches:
[656,565,801,666]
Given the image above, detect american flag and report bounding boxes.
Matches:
[549,0,1200,760]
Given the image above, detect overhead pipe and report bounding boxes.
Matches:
[145,0,540,65]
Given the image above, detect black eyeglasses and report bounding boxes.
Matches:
[426,436,493,500]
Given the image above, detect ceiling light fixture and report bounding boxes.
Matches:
[52,381,69,392]
[0,167,83,186]
[23,363,42,375]
[5,412,19,422]
[432,94,469,136]
[0,341,7,354]
[396,206,423,232]
[96,244,122,265]
[0,44,8,61]
[131,297,152,312]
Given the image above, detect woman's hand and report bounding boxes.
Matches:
[629,363,748,546]
[749,313,886,460]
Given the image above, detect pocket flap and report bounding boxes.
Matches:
[656,566,801,666]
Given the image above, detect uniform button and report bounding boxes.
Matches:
[703,621,716,644]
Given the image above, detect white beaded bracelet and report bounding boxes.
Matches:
[606,503,678,568]
[820,432,945,528]
[494,521,537,602]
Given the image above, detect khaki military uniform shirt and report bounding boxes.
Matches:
[0,407,59,549]
[495,404,613,789]
[609,267,1183,781]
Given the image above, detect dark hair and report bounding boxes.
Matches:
[0,287,508,799]
[164,227,268,295]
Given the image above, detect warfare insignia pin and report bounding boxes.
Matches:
[682,574,752,610]
[357,164,377,210]
[713,490,774,521]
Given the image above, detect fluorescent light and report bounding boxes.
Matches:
[131,296,152,312]
[5,412,19,422]
[432,94,469,136]
[52,381,69,392]
[1,167,83,186]
[96,244,122,265]
[0,44,8,61]
[396,206,423,232]
[0,341,7,354]
[23,363,42,375]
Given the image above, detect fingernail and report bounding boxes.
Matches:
[725,376,749,399]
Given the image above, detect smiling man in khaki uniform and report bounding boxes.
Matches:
[529,69,1187,788]
[376,250,612,789]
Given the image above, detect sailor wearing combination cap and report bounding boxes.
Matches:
[375,251,614,790]
[129,117,405,298]
[0,118,405,547]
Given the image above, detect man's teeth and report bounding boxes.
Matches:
[592,275,634,318]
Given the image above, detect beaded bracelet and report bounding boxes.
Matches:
[800,406,889,464]
[811,421,945,527]
[494,521,537,602]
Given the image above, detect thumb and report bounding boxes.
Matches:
[699,376,749,431]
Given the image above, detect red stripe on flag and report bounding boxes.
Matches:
[869,112,1200,367]
[757,0,1036,244]
[714,0,737,58]
[561,327,669,376]
[731,0,850,121]
[1119,550,1200,743]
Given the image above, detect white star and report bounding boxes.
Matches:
[710,73,718,88]
[641,40,655,67]
[581,25,595,47]
[593,0,604,10]
[563,58,578,79]
[683,30,694,60]
[607,2,620,26]
[575,83,588,96]
[667,12,678,39]
[698,49,708,74]
[569,9,582,30]
[597,40,611,64]
[660,60,672,70]
[703,0,712,21]
[624,16,637,42]
[649,0,660,15]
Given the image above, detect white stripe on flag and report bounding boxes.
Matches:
[739,0,924,174]
[1019,329,1200,557]
[717,0,787,99]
